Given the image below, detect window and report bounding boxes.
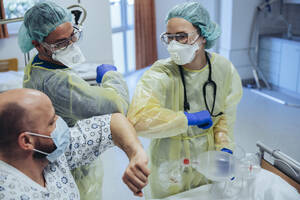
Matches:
[110,0,135,74]
[3,0,38,34]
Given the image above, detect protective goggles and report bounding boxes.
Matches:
[42,26,82,52]
[160,30,199,45]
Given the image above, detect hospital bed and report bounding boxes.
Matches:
[256,141,300,193]
[0,58,23,92]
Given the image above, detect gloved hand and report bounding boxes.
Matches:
[184,110,213,129]
[221,148,233,154]
[96,64,117,83]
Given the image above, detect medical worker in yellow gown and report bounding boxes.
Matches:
[127,2,243,199]
[18,2,129,199]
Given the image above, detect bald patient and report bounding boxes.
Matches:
[0,89,150,199]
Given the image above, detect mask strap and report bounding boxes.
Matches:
[25,132,52,139]
[40,43,54,59]
[25,132,51,156]
[32,148,49,156]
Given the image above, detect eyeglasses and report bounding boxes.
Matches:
[160,30,199,45]
[42,26,82,52]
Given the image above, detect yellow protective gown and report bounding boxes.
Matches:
[127,52,243,199]
[23,55,129,200]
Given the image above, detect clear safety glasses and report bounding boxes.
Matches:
[42,26,82,52]
[160,30,199,45]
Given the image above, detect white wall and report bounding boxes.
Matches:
[223,0,262,79]
[221,0,300,80]
[285,3,300,35]
[155,0,219,60]
[0,0,113,70]
[0,35,28,69]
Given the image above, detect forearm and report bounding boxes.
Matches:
[102,71,130,113]
[128,105,188,139]
[111,113,150,197]
[214,114,234,151]
[68,73,128,118]
[214,66,242,151]
[110,113,143,159]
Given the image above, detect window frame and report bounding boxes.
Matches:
[3,0,39,35]
[110,0,135,75]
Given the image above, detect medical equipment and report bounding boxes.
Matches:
[192,147,262,199]
[160,30,199,45]
[195,151,236,182]
[179,51,223,117]
[167,40,200,65]
[67,4,87,27]
[42,26,82,52]
[257,141,300,192]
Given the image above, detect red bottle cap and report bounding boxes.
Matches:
[183,158,190,165]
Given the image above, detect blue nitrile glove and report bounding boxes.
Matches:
[96,64,117,83]
[184,110,213,129]
[221,148,235,180]
[221,148,233,154]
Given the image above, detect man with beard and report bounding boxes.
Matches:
[0,88,150,199]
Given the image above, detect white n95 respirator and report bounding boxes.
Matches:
[167,40,199,65]
[52,43,86,68]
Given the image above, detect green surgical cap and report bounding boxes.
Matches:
[18,1,72,53]
[166,2,221,49]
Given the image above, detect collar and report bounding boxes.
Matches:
[32,55,69,70]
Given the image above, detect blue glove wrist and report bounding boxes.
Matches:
[96,64,117,83]
[184,111,193,125]
[184,110,213,129]
[221,148,233,154]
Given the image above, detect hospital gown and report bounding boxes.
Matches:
[0,115,114,200]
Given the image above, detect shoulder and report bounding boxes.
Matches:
[211,52,234,68]
[211,52,238,76]
[136,58,180,91]
[142,58,179,80]
[0,167,29,198]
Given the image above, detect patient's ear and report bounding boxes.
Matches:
[18,132,35,151]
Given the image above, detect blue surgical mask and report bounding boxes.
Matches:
[26,117,70,163]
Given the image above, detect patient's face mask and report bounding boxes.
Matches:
[52,43,86,68]
[26,117,70,163]
[167,40,200,65]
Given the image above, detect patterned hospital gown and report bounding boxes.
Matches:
[0,115,114,200]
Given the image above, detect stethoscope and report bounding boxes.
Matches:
[179,51,223,117]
